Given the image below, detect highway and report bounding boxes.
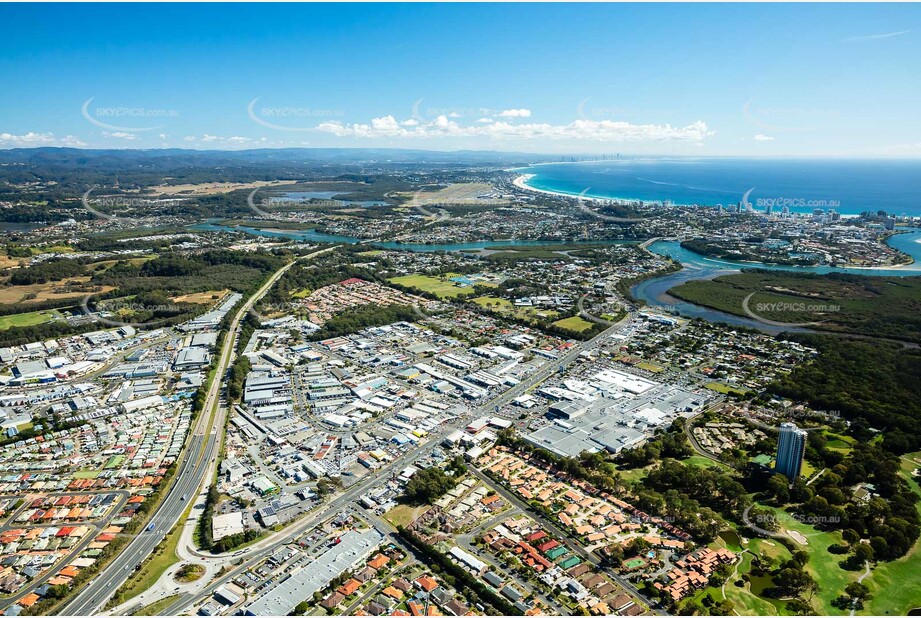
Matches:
[155,313,638,615]
[60,250,326,615]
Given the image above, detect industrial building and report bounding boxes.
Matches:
[243,529,384,616]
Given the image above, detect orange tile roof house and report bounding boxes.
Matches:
[19,593,40,608]
[414,575,439,592]
[338,578,362,596]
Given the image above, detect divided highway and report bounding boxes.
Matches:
[61,251,325,615]
[157,314,645,615]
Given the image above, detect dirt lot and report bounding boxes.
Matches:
[402,182,509,206]
[0,277,114,304]
[143,179,294,196]
[170,289,230,304]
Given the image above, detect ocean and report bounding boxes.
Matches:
[519,158,921,216]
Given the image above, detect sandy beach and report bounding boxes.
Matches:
[513,172,691,207]
[513,174,605,202]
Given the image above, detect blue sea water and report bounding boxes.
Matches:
[520,158,921,216]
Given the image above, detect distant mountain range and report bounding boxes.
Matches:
[0,147,560,167]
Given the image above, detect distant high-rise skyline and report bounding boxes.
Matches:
[775,422,807,481]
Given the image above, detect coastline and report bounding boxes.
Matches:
[512,166,873,218]
[513,172,732,209]
[513,173,920,273]
[513,173,645,205]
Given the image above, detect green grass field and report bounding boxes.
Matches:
[800,460,817,479]
[705,381,750,396]
[824,432,856,456]
[552,315,595,333]
[472,295,512,309]
[384,504,427,528]
[636,361,665,373]
[860,451,921,615]
[131,594,180,616]
[683,455,727,470]
[759,505,856,615]
[388,273,478,299]
[0,309,60,330]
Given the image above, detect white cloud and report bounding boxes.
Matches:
[753,134,775,141]
[0,132,86,147]
[498,108,532,118]
[879,142,921,154]
[843,30,910,42]
[181,134,258,148]
[105,131,138,140]
[60,136,87,147]
[316,114,713,142]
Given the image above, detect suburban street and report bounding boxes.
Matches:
[60,251,326,615]
[151,316,637,615]
[56,250,639,616]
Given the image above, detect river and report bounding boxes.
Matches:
[191,221,921,334]
[631,228,921,332]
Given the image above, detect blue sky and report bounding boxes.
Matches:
[1,3,919,156]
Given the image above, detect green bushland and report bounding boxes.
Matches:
[0,249,285,347]
[400,467,456,505]
[771,334,921,453]
[668,270,921,344]
[307,304,418,341]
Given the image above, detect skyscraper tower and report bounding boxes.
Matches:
[775,422,807,481]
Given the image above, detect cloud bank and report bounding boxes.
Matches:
[316,114,713,142]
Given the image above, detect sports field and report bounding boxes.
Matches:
[388,273,478,299]
[552,315,595,332]
[0,309,61,330]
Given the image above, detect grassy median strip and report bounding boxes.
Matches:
[131,594,180,616]
[105,520,184,609]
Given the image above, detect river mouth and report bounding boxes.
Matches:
[630,228,921,335]
[191,220,921,335]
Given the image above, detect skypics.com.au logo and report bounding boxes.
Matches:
[81,186,152,220]
[247,97,345,132]
[81,98,178,133]
[739,188,840,213]
[743,505,840,540]
[741,293,840,328]
[80,294,189,328]
[246,187,345,219]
